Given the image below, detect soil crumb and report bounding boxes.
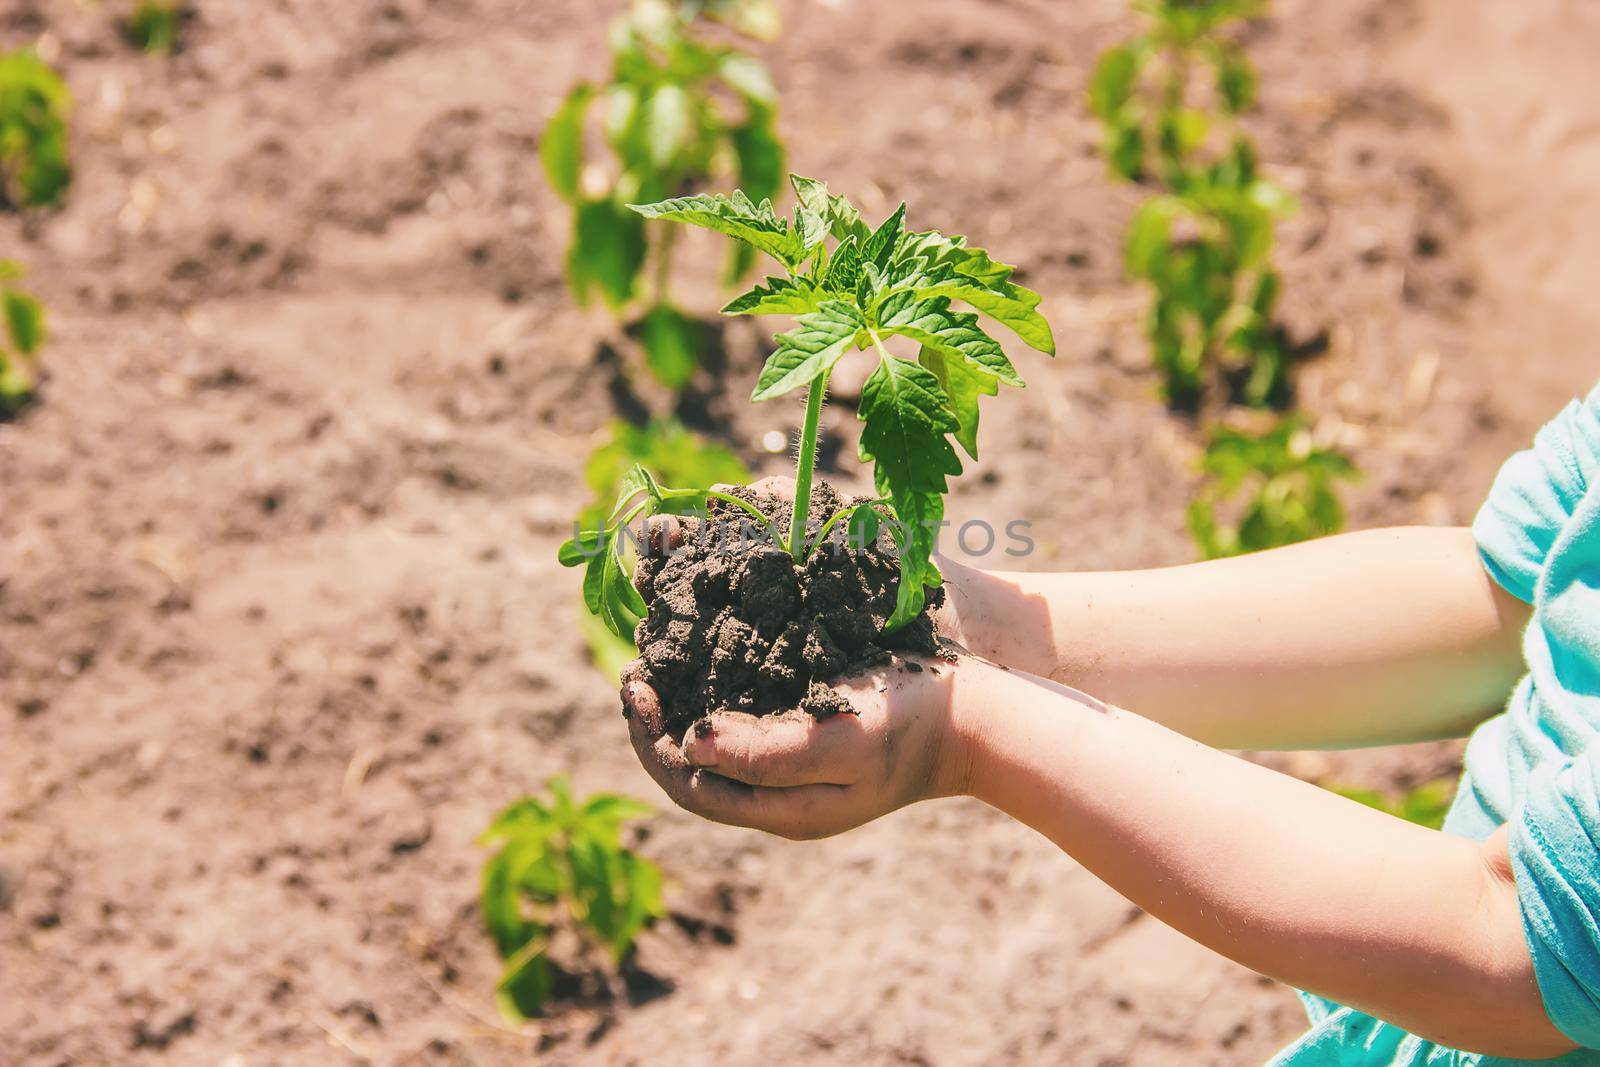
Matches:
[632,482,941,733]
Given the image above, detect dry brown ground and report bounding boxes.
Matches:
[3,0,1600,1064]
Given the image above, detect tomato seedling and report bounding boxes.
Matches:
[542,0,784,388]
[1091,0,1295,408]
[1186,414,1358,559]
[0,48,72,210]
[560,173,1055,633]
[0,260,45,411]
[478,778,664,1021]
[577,418,751,679]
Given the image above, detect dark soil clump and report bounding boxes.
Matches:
[631,482,941,734]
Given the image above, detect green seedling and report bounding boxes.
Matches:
[0,260,45,411]
[1091,0,1295,407]
[478,777,665,1021]
[125,2,190,55]
[560,173,1055,634]
[0,48,72,209]
[1187,414,1358,559]
[578,418,750,679]
[542,0,785,387]
[1324,778,1455,831]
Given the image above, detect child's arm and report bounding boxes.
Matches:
[936,525,1530,749]
[622,658,1573,1060]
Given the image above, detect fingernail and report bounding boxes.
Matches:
[622,682,663,737]
[683,717,716,765]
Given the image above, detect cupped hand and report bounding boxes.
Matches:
[621,655,972,840]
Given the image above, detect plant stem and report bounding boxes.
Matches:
[788,370,830,560]
[703,490,781,543]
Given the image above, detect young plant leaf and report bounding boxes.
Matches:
[721,275,822,316]
[876,291,1022,387]
[918,343,997,459]
[541,83,594,203]
[638,302,700,388]
[750,300,863,400]
[857,354,962,627]
[629,191,806,269]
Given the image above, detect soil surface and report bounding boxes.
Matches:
[632,483,941,731]
[3,1,1600,1065]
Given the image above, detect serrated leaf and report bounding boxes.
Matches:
[540,83,592,202]
[917,274,1054,355]
[858,356,961,629]
[861,203,907,269]
[751,300,862,400]
[630,191,805,268]
[876,291,1021,387]
[825,234,862,295]
[918,343,997,459]
[790,174,867,241]
[721,275,822,316]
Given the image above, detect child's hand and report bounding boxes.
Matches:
[621,656,971,840]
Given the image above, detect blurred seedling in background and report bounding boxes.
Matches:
[542,0,785,388]
[0,260,46,412]
[1322,778,1456,831]
[478,778,665,1021]
[1091,0,1296,409]
[1186,415,1358,559]
[562,173,1056,634]
[577,418,750,680]
[124,1,192,55]
[0,48,72,209]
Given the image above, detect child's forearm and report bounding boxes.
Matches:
[941,526,1529,749]
[952,660,1570,1059]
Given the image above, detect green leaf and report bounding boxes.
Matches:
[638,302,699,389]
[559,527,607,567]
[717,53,777,106]
[861,203,907,270]
[643,84,693,170]
[916,274,1054,355]
[790,174,866,242]
[846,502,881,549]
[721,275,822,316]
[541,84,593,202]
[1211,41,1258,114]
[3,290,43,356]
[751,300,863,401]
[825,234,863,295]
[1089,42,1144,121]
[1126,196,1182,278]
[858,356,962,629]
[918,343,997,459]
[569,197,647,309]
[876,291,1021,387]
[629,191,805,269]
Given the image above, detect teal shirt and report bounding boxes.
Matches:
[1272,384,1600,1066]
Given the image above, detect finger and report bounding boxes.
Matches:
[625,681,698,796]
[682,710,864,787]
[680,771,859,841]
[711,475,796,499]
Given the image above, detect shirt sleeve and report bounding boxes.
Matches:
[1512,754,1600,1048]
[1472,383,1600,604]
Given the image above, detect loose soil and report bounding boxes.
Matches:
[632,483,941,732]
[3,1,1600,1065]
